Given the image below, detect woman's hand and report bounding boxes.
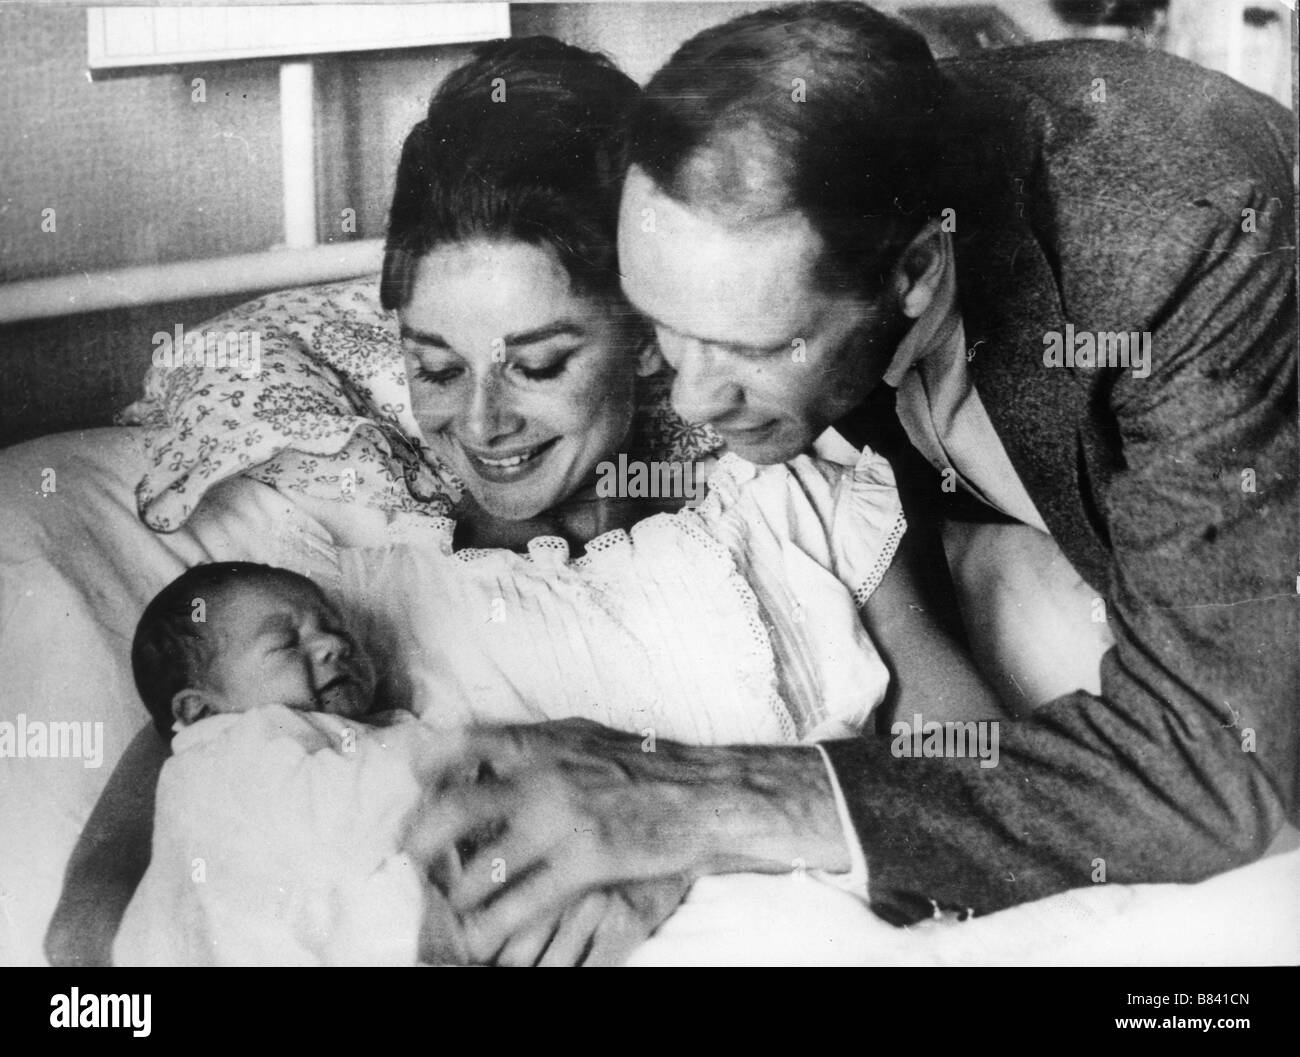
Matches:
[404,718,849,956]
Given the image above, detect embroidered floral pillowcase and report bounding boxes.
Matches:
[118,278,721,532]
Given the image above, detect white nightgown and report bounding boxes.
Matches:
[339,445,905,747]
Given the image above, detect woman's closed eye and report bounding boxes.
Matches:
[413,364,463,387]
[412,351,577,387]
[513,350,577,382]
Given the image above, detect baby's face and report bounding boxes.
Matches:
[198,574,376,720]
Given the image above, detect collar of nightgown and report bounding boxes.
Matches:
[856,225,1050,534]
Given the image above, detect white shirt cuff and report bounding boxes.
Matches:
[811,743,870,898]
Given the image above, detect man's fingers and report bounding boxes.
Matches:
[447,817,560,913]
[625,876,692,926]
[461,866,579,962]
[403,782,513,864]
[537,892,611,967]
[449,844,531,914]
[580,894,645,967]
[491,915,559,968]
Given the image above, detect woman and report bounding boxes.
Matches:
[48,36,1008,967]
[379,36,674,552]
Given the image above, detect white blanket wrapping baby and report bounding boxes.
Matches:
[114,706,448,966]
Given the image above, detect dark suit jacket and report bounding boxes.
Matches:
[823,40,1298,921]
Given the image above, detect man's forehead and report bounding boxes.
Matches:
[619,167,827,345]
[668,126,794,222]
[622,165,809,243]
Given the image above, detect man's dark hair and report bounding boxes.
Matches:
[381,36,642,312]
[131,562,291,740]
[626,1,952,296]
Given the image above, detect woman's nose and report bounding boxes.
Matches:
[463,372,524,445]
[669,342,743,427]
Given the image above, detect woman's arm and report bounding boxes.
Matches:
[942,519,1114,715]
[44,723,167,966]
[859,519,1011,725]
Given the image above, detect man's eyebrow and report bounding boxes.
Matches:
[635,309,790,352]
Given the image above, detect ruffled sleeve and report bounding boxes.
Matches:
[821,445,907,609]
[697,444,906,610]
[691,446,904,741]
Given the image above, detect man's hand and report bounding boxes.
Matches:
[489,877,691,967]
[404,718,850,959]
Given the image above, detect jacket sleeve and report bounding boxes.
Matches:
[823,172,1298,923]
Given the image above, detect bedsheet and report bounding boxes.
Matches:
[629,835,1300,966]
[0,427,347,965]
[1,427,1296,966]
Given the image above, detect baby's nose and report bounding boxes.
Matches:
[313,629,351,665]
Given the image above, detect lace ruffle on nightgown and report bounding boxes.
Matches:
[337,446,906,747]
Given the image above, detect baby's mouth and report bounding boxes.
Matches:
[316,673,369,716]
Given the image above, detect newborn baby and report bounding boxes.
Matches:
[130,560,378,733]
[114,562,464,966]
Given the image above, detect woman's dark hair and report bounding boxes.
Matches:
[381,36,642,312]
[626,1,952,296]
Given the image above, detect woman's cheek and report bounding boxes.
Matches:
[409,386,455,437]
[574,355,637,429]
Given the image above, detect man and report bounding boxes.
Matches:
[410,1,1297,954]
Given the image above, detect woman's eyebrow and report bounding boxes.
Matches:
[399,322,584,351]
[502,322,585,348]
[398,324,450,349]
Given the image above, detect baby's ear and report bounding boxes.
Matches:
[171,688,217,728]
[634,341,665,379]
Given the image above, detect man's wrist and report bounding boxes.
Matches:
[674,743,853,878]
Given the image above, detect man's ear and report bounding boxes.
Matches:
[890,220,946,321]
[171,688,218,728]
[634,341,665,378]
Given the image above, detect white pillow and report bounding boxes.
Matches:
[118,278,459,532]
[0,427,344,965]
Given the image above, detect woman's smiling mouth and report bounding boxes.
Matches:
[720,420,777,447]
[461,437,560,482]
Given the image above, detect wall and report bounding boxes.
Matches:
[0,6,284,285]
[510,0,1087,79]
[0,7,479,283]
[0,5,477,447]
[512,1,779,83]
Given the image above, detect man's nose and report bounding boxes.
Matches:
[668,341,743,426]
[463,372,523,445]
